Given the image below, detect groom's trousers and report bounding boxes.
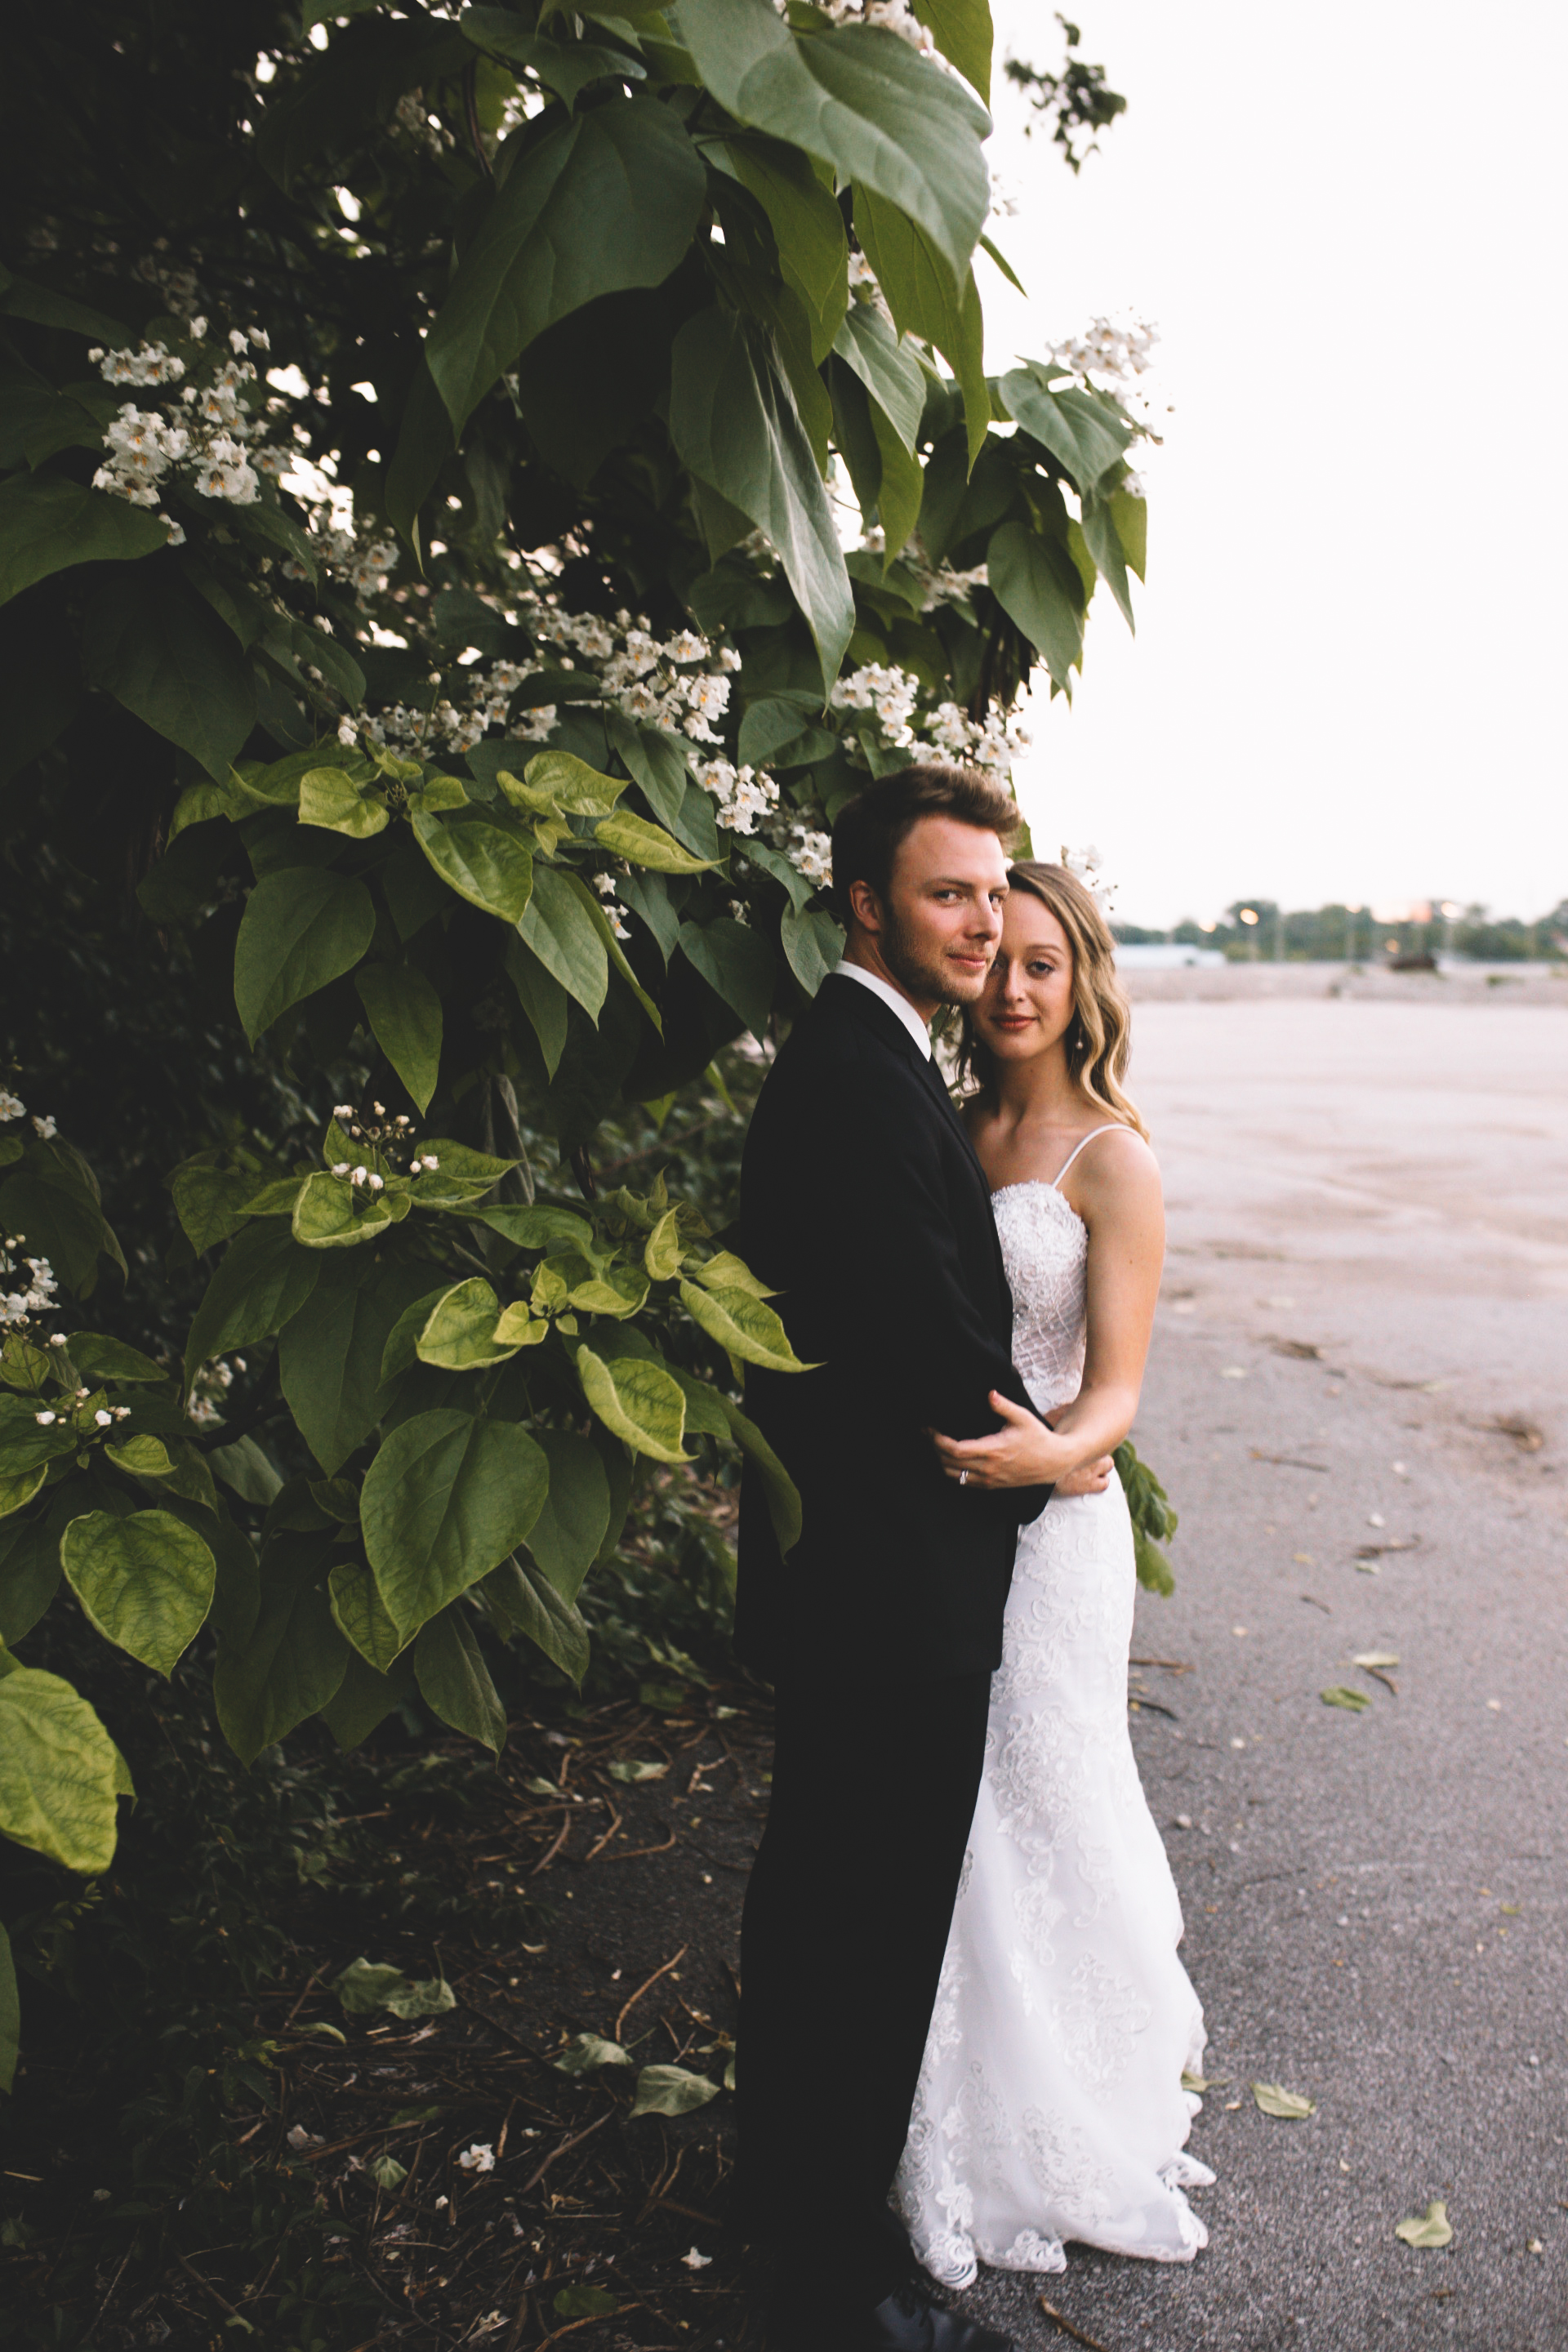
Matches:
[737,1668,993,2312]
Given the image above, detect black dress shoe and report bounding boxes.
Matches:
[766,2276,1017,2351]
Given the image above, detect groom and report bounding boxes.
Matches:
[734,766,1057,2350]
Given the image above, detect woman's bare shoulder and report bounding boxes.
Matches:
[1067,1122,1162,1214]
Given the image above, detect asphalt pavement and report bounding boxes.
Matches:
[964,987,1568,2352]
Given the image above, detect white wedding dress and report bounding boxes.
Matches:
[895,1147,1213,2287]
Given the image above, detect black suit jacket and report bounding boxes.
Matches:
[734,973,1053,1688]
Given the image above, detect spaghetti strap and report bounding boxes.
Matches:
[1049,1124,1124,1191]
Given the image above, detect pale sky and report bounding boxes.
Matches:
[981,0,1568,930]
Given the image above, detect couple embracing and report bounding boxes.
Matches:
[732,768,1211,2350]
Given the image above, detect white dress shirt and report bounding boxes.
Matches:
[834,959,933,1060]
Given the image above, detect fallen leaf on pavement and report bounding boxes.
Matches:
[1181,2071,1229,2093]
[1489,1416,1544,1451]
[1352,1651,1400,1668]
[1321,1686,1371,1711]
[553,2033,633,2074]
[1395,2201,1454,2248]
[629,2065,722,2118]
[1251,2081,1316,2118]
[608,1760,668,1783]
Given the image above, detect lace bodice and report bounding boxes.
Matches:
[993,1181,1089,1414]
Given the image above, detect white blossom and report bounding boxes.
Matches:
[0,1090,23,1121]
[457,2143,495,2173]
[95,1409,113,1428]
[681,2247,714,2270]
[1062,841,1117,915]
[34,1411,56,1426]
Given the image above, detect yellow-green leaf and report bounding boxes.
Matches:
[568,1266,650,1320]
[60,1509,216,1677]
[576,1344,689,1464]
[1250,2081,1316,2120]
[629,2063,720,2118]
[644,1209,684,1281]
[292,1170,396,1250]
[416,1278,522,1370]
[679,1280,809,1372]
[593,810,715,874]
[298,764,388,838]
[492,1303,549,1348]
[1321,1685,1370,1712]
[0,1664,121,1876]
[688,1249,777,1298]
[520,751,629,815]
[1395,2201,1454,2249]
[104,1434,175,1481]
[0,1465,47,1520]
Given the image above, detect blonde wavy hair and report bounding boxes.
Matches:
[956,859,1149,1139]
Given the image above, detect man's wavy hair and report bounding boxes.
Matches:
[829,763,1021,921]
[956,859,1149,1139]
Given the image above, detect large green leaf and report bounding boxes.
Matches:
[505,937,571,1079]
[479,1553,590,1682]
[185,1218,321,1388]
[723,136,849,359]
[213,1544,349,1766]
[411,808,534,923]
[425,96,705,434]
[717,1392,802,1556]
[0,474,168,607]
[0,1664,121,1876]
[516,750,628,815]
[670,307,853,693]
[362,1410,550,1643]
[234,867,376,1045]
[912,0,991,98]
[328,1557,407,1674]
[0,1508,65,1642]
[322,1643,416,1751]
[278,1258,435,1475]
[0,1918,18,2093]
[354,962,443,1114]
[414,1606,506,1752]
[576,1344,689,1464]
[780,902,844,996]
[1081,489,1135,632]
[854,190,987,466]
[680,0,990,283]
[527,1429,611,1604]
[676,915,775,1041]
[832,301,926,452]
[82,567,256,782]
[60,1510,216,1677]
[1000,363,1133,491]
[514,862,608,1021]
[987,518,1085,694]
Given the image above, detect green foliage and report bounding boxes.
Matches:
[1116,1438,1177,1597]
[0,0,1169,2091]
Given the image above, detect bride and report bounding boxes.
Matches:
[895,858,1213,2287]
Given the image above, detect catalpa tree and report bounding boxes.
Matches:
[0,0,1166,2075]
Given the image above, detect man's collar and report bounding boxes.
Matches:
[833,960,933,1059]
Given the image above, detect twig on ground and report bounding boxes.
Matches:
[1038,2297,1114,2352]
[519,2109,614,2197]
[616,1945,688,2041]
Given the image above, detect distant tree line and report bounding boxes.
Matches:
[1115,898,1568,963]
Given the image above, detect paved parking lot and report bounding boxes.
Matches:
[966,989,1568,2351]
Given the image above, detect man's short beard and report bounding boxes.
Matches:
[880,902,991,1007]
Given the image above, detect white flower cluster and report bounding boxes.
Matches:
[89,325,286,541]
[797,1,936,56]
[764,814,834,889]
[291,508,399,610]
[2,1238,56,1331]
[831,662,1031,783]
[690,755,778,839]
[1062,842,1117,917]
[187,1353,243,1430]
[593,868,631,939]
[519,599,743,748]
[1048,316,1159,395]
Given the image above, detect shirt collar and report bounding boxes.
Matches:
[834,960,933,1059]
